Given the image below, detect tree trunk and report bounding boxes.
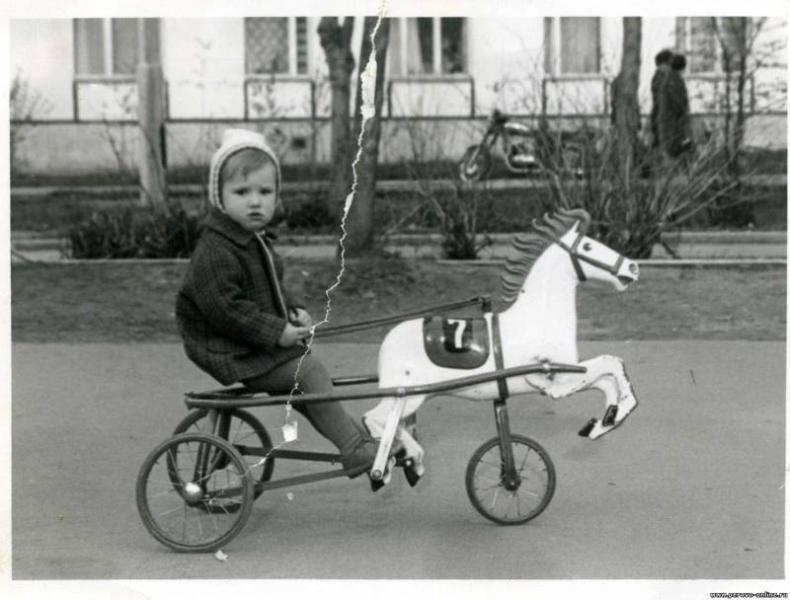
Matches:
[137,19,167,211]
[318,17,355,221]
[611,17,642,195]
[345,17,390,257]
[733,17,749,179]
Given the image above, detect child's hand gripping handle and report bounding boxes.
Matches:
[278,322,311,348]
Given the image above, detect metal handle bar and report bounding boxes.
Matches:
[184,361,587,409]
[313,295,491,338]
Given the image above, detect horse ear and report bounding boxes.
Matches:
[559,208,590,233]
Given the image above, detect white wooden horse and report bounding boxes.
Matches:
[363,208,640,485]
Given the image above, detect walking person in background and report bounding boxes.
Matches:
[649,49,675,152]
[660,52,694,161]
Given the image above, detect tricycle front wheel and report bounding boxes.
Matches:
[465,434,556,526]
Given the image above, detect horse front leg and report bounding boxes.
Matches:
[527,355,639,440]
[364,395,426,487]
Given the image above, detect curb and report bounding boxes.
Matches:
[12,230,788,245]
[11,254,786,268]
[10,174,788,198]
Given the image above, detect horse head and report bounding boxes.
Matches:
[542,209,640,291]
[502,208,639,302]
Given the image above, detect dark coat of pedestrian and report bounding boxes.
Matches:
[649,48,674,149]
[658,53,694,158]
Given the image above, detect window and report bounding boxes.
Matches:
[74,18,159,77]
[675,17,751,74]
[389,17,467,76]
[543,17,601,75]
[245,17,309,76]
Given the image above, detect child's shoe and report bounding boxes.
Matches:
[341,439,378,479]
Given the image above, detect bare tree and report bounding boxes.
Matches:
[707,17,784,225]
[709,18,775,176]
[10,72,52,178]
[318,17,355,220]
[345,17,390,256]
[611,17,642,193]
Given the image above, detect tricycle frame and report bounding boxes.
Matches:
[136,296,586,552]
[184,359,584,494]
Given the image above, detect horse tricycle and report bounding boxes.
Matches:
[136,209,641,553]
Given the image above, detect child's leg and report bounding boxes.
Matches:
[242,356,374,474]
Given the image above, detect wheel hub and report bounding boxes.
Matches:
[183,481,204,505]
[501,470,522,492]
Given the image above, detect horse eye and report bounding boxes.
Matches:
[582,242,592,251]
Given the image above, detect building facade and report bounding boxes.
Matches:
[10,16,787,176]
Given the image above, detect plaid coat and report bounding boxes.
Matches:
[176,208,306,385]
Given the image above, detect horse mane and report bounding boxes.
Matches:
[499,208,591,305]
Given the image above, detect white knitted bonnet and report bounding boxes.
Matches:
[208,128,282,210]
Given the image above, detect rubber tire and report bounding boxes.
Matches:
[174,408,275,499]
[465,434,556,526]
[136,432,255,553]
[459,144,493,182]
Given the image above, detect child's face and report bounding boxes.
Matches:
[221,161,278,232]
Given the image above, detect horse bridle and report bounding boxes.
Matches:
[554,231,625,283]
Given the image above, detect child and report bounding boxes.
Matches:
[175,128,377,478]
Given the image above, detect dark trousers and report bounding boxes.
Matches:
[242,354,364,455]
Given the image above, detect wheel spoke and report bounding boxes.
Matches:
[149,487,184,499]
[505,490,517,519]
[518,447,531,472]
[480,458,503,469]
[489,487,500,511]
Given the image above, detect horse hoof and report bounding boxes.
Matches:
[578,418,597,437]
[602,405,618,427]
[393,447,407,467]
[370,478,385,492]
[403,462,422,487]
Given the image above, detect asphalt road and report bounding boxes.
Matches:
[10,340,786,580]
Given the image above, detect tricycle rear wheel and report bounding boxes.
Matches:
[174,408,275,498]
[136,432,254,553]
[465,434,556,525]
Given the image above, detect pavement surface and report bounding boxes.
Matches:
[10,340,786,580]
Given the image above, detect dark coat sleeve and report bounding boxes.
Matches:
[188,241,287,350]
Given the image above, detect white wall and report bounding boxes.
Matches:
[10,16,787,122]
[10,19,74,120]
[163,18,246,118]
[469,17,544,115]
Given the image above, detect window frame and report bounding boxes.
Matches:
[73,18,149,81]
[389,17,469,79]
[244,16,311,80]
[675,17,753,76]
[543,17,603,78]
